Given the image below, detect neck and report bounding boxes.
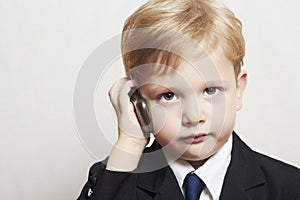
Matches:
[188,158,209,169]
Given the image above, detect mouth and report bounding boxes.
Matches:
[181,133,207,144]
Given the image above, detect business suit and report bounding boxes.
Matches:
[78,132,300,200]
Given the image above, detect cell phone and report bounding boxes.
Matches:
[128,86,153,137]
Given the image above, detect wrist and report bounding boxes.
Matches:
[106,134,148,172]
[117,133,148,154]
[106,141,145,172]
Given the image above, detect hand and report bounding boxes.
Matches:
[108,77,149,154]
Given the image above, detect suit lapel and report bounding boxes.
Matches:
[220,132,266,200]
[136,141,184,200]
[157,167,185,200]
[136,166,184,200]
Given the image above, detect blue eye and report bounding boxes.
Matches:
[160,92,178,102]
[204,87,219,96]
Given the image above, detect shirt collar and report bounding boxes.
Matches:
[169,134,233,200]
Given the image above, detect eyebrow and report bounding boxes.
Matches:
[140,80,230,93]
[142,84,171,91]
[204,80,229,86]
[142,80,229,90]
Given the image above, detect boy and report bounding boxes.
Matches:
[78,0,300,199]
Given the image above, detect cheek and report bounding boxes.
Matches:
[149,104,166,134]
[149,104,181,144]
[220,95,236,139]
[224,93,237,123]
[210,93,236,134]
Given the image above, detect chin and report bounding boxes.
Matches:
[181,151,212,161]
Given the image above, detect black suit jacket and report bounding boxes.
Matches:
[78,132,300,199]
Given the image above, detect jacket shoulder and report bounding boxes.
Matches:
[77,161,107,200]
[222,133,300,199]
[254,150,300,184]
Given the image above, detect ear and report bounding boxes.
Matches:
[235,70,247,111]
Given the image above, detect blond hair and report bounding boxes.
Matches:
[121,0,245,78]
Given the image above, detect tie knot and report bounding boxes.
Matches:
[184,173,204,200]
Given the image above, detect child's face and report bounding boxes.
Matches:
[138,48,247,163]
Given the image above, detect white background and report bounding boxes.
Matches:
[1,0,299,199]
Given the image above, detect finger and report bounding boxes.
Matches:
[117,80,137,113]
[108,77,128,105]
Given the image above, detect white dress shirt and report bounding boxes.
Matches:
[169,134,233,200]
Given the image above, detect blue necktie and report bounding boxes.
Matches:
[184,173,205,200]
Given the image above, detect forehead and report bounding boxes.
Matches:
[133,49,235,88]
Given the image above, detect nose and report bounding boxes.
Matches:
[181,96,206,126]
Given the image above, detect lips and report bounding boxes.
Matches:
[181,133,207,144]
